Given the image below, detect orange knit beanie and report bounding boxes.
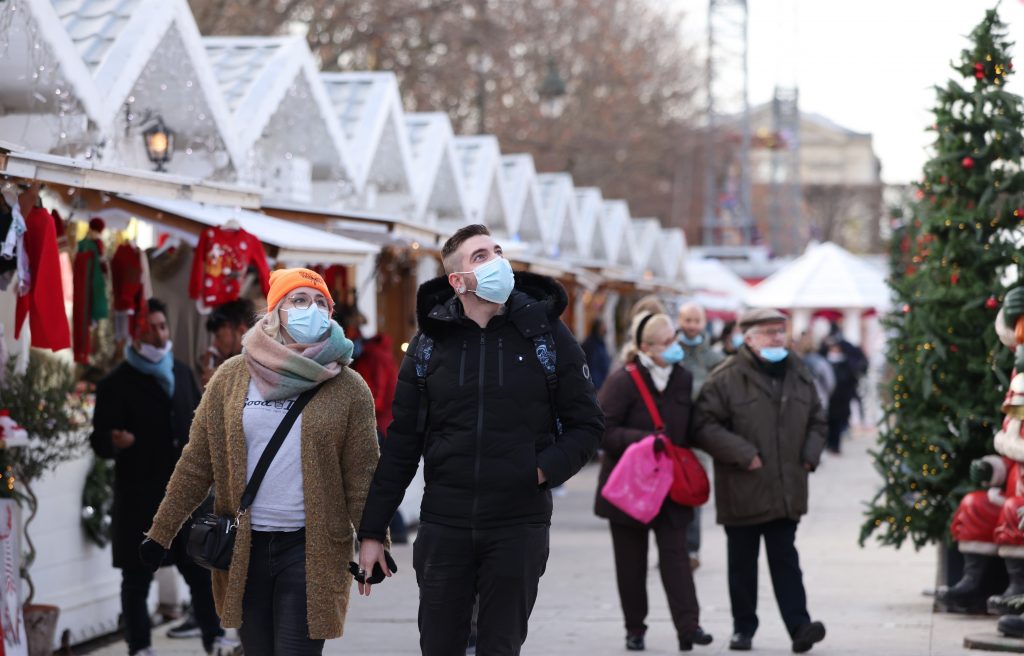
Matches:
[266,268,334,311]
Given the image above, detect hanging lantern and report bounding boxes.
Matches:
[143,117,174,172]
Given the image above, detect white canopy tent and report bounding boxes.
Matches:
[745,241,891,344]
[684,257,751,319]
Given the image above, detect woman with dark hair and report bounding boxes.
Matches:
[596,312,713,652]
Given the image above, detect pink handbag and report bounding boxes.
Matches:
[600,435,674,524]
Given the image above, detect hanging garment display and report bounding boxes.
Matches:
[0,199,29,293]
[188,226,270,309]
[72,226,110,364]
[13,207,71,352]
[110,242,152,342]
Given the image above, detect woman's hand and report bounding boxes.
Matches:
[356,538,392,596]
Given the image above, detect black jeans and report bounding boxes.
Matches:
[609,510,699,638]
[239,529,323,656]
[724,519,811,638]
[121,532,221,654]
[413,522,549,656]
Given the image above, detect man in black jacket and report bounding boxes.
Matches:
[90,299,223,656]
[357,224,604,655]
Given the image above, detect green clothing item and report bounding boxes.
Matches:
[77,238,108,320]
[680,340,726,400]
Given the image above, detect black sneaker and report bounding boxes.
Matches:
[728,633,752,651]
[167,613,201,639]
[626,633,645,651]
[791,621,826,653]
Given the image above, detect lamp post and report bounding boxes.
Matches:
[142,117,174,173]
[538,58,567,119]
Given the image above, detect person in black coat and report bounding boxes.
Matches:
[357,224,604,655]
[582,318,612,391]
[90,298,223,656]
[595,312,712,652]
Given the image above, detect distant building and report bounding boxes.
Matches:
[749,105,885,254]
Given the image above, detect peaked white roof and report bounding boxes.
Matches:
[536,173,577,258]
[626,218,662,274]
[685,256,749,302]
[500,154,545,243]
[452,135,511,233]
[653,227,687,280]
[404,112,468,224]
[745,241,890,310]
[203,36,355,182]
[572,187,603,261]
[595,200,631,265]
[320,71,415,196]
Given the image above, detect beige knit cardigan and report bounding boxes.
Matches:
[146,356,383,639]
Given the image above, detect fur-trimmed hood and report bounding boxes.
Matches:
[415,270,569,340]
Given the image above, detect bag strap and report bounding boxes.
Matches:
[238,384,321,515]
[413,333,434,434]
[532,332,563,436]
[625,364,666,433]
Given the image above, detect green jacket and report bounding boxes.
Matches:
[680,340,726,400]
[692,346,827,526]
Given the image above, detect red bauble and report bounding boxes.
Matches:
[975,62,984,71]
[951,272,960,285]
[902,304,911,314]
[986,296,999,310]
[950,344,959,353]
[976,71,986,80]
[962,156,976,169]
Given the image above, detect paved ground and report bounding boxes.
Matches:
[89,429,1015,655]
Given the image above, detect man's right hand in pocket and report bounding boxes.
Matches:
[111,429,135,449]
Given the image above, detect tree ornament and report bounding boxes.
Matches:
[951,271,960,285]
[987,296,1000,310]
[902,303,911,314]
[962,156,976,169]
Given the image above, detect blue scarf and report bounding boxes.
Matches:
[124,345,175,397]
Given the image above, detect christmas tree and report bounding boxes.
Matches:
[861,7,1024,549]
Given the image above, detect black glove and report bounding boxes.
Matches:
[653,438,667,454]
[138,537,168,573]
[349,551,398,585]
[970,459,995,486]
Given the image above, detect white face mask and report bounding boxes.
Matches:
[138,341,172,363]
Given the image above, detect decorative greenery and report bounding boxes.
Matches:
[80,458,113,548]
[861,7,1024,549]
[0,353,90,603]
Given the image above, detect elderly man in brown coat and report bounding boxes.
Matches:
[692,308,828,654]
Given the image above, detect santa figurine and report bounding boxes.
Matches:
[940,287,1024,617]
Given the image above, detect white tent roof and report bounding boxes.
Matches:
[203,37,355,184]
[685,257,750,303]
[653,228,687,281]
[128,195,379,266]
[536,173,577,258]
[626,218,661,274]
[452,135,511,234]
[572,187,602,261]
[595,200,630,265]
[745,241,890,310]
[404,112,468,225]
[500,154,545,243]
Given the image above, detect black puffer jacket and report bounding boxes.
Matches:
[358,272,604,539]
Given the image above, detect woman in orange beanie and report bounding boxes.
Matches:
[142,268,386,654]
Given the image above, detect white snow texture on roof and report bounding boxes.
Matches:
[52,0,144,73]
[203,39,286,114]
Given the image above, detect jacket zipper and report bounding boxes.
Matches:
[459,340,468,386]
[498,337,504,386]
[472,333,486,525]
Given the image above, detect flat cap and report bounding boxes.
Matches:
[738,308,787,331]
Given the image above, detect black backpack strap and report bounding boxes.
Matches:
[531,332,563,436]
[237,384,321,516]
[413,333,434,434]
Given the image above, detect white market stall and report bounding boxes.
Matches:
[744,241,891,346]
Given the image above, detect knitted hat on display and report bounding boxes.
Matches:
[88,217,106,233]
[266,268,334,312]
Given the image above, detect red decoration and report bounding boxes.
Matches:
[951,272,960,285]
[902,304,911,314]
[962,156,976,169]
[950,345,959,353]
[987,296,1000,310]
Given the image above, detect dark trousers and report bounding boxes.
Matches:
[413,521,549,656]
[725,519,811,638]
[686,506,701,554]
[121,536,221,654]
[609,512,699,638]
[239,529,324,656]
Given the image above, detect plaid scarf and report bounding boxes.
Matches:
[242,317,353,401]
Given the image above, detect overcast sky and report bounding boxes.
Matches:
[675,0,1024,185]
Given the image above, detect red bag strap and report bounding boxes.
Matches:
[625,364,666,433]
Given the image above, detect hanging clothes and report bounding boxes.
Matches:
[188,226,270,309]
[0,200,28,293]
[72,236,110,364]
[13,207,71,352]
[111,241,152,341]
[150,242,206,379]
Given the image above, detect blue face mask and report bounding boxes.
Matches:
[460,257,515,305]
[679,332,704,347]
[285,306,331,343]
[759,347,789,363]
[660,342,685,364]
[731,333,745,349]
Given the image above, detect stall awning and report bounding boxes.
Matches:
[0,141,262,208]
[125,196,379,266]
[261,200,442,248]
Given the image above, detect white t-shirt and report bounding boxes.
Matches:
[242,380,306,531]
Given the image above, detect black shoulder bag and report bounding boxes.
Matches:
[187,385,320,571]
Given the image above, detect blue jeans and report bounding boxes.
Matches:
[239,528,324,656]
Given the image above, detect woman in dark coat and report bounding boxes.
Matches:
[595,312,713,652]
